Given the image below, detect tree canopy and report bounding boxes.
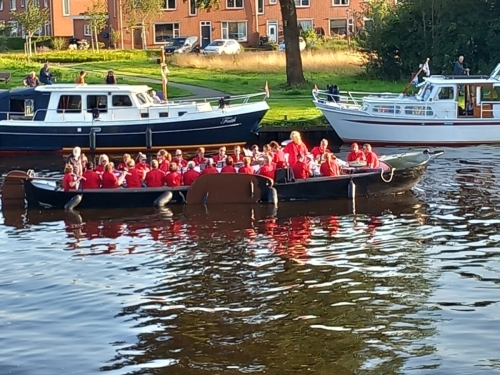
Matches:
[84,0,108,52]
[10,0,49,57]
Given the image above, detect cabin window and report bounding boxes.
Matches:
[405,106,433,116]
[87,95,108,113]
[178,111,187,116]
[112,95,133,107]
[372,105,400,114]
[24,99,34,117]
[136,93,149,105]
[57,95,82,113]
[479,86,500,102]
[436,86,455,100]
[159,112,169,117]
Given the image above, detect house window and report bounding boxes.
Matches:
[57,95,82,113]
[189,0,197,15]
[163,0,176,9]
[7,21,18,36]
[330,19,347,36]
[62,0,70,15]
[269,0,276,3]
[363,18,373,30]
[9,0,15,10]
[258,0,264,13]
[294,0,309,7]
[84,24,91,36]
[226,0,243,8]
[333,0,349,5]
[221,21,247,42]
[44,22,50,36]
[0,0,3,10]
[44,0,47,5]
[154,23,180,43]
[20,0,24,7]
[298,19,313,31]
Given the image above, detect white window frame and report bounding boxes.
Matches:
[62,0,70,15]
[269,0,277,3]
[0,0,3,11]
[257,0,264,14]
[20,0,24,7]
[153,22,180,44]
[44,0,47,6]
[226,0,243,9]
[294,0,309,7]
[189,0,197,15]
[332,0,349,5]
[44,22,51,36]
[162,0,176,10]
[221,21,247,42]
[84,24,91,36]
[7,20,18,36]
[9,0,15,10]
[329,18,347,35]
[297,19,313,31]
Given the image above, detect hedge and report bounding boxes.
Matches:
[2,50,155,63]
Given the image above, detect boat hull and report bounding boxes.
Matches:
[316,102,500,145]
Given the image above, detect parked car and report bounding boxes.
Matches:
[164,36,199,54]
[202,39,242,55]
[278,37,307,52]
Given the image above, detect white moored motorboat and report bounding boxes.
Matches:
[313,63,500,145]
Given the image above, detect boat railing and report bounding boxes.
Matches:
[312,89,402,107]
[479,101,497,118]
[170,91,268,106]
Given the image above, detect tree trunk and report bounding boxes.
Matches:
[141,23,147,50]
[278,0,306,86]
[94,27,99,52]
[27,35,32,58]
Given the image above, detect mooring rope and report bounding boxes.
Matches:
[380,167,396,183]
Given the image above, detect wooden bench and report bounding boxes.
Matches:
[0,72,11,84]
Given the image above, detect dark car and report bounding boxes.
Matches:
[164,36,199,54]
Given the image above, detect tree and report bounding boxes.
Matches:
[122,0,164,50]
[187,0,306,86]
[10,0,49,58]
[84,0,108,53]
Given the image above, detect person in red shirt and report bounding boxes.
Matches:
[164,162,182,187]
[291,154,311,180]
[221,156,237,173]
[135,153,150,177]
[95,154,109,174]
[62,164,80,191]
[116,153,131,171]
[238,157,254,174]
[174,149,188,168]
[81,162,101,189]
[311,139,331,162]
[232,145,244,163]
[183,161,201,186]
[250,144,261,162]
[145,160,165,187]
[363,144,380,169]
[200,160,219,175]
[347,143,366,163]
[124,160,143,188]
[320,153,340,177]
[283,131,309,166]
[101,163,126,189]
[258,155,276,180]
[212,146,227,164]
[270,141,287,169]
[156,149,170,173]
[192,147,208,166]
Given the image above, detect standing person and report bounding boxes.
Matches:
[270,141,287,168]
[283,131,309,166]
[62,164,80,191]
[66,146,84,177]
[75,70,86,84]
[39,63,54,85]
[104,70,117,84]
[23,71,40,88]
[454,55,469,76]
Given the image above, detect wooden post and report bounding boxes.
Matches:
[160,47,168,101]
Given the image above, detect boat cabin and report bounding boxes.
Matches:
[0,84,213,123]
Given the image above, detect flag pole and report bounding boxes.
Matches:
[160,48,168,101]
[402,57,430,94]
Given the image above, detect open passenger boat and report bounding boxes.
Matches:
[1,150,443,210]
[0,84,269,152]
[313,63,500,145]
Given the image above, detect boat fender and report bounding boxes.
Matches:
[348,180,356,199]
[153,191,173,207]
[64,194,82,210]
[250,181,254,198]
[268,186,278,205]
[202,191,209,205]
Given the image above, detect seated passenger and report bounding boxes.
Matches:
[192,147,208,165]
[221,156,236,173]
[270,141,287,168]
[283,131,308,166]
[174,149,188,168]
[102,163,126,189]
[262,144,272,155]
[238,157,254,174]
[311,139,331,162]
[291,154,311,180]
[81,162,101,189]
[258,155,276,180]
[164,162,182,187]
[95,154,109,174]
[156,149,170,173]
[363,144,380,169]
[212,146,227,164]
[251,144,261,162]
[200,160,218,175]
[124,160,143,188]
[232,145,244,163]
[117,153,131,171]
[183,161,201,186]
[145,160,165,187]
[347,143,366,163]
[320,153,340,177]
[135,153,151,176]
[62,164,80,192]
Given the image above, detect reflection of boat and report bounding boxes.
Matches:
[1,150,442,210]
[313,63,500,145]
[0,84,268,152]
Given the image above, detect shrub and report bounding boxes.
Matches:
[52,37,67,51]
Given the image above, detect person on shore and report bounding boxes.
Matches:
[23,71,40,88]
[192,147,208,166]
[76,70,86,84]
[164,162,182,187]
[39,63,54,85]
[81,162,101,189]
[145,160,165,187]
[221,156,236,173]
[283,131,309,166]
[363,144,380,169]
[104,70,117,84]
[320,153,340,177]
[346,143,366,163]
[311,139,331,162]
[238,157,254,174]
[183,161,201,186]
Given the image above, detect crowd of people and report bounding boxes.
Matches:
[61,131,381,192]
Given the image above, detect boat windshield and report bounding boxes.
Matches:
[417,83,434,101]
[136,92,151,105]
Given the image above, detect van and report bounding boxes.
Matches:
[164,36,199,54]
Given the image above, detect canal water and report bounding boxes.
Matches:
[1,145,500,374]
